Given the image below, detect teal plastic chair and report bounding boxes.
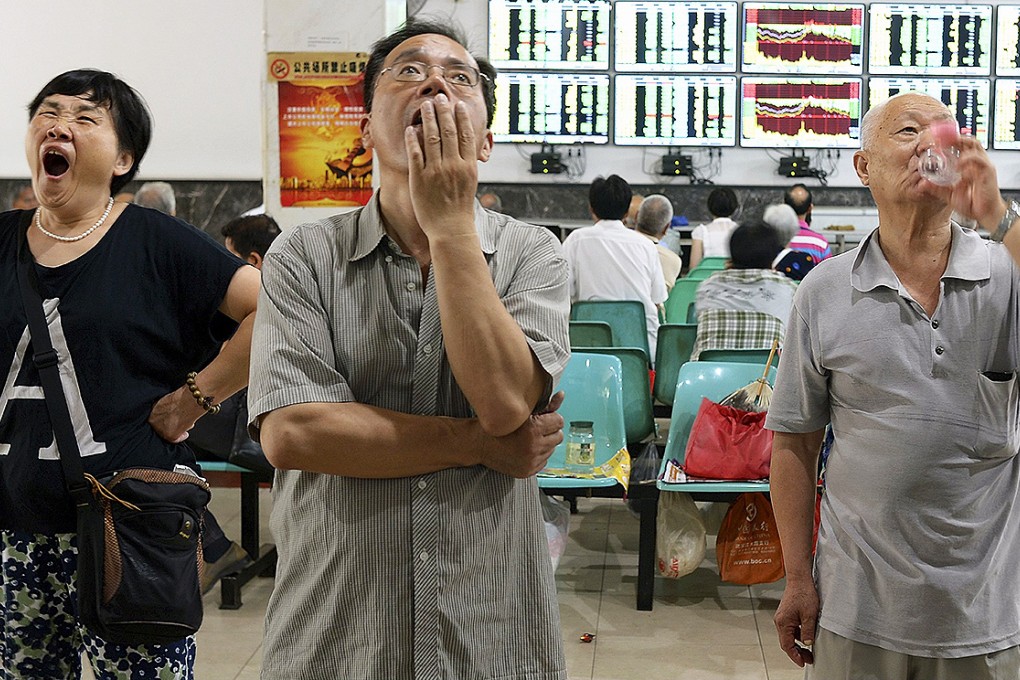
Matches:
[664,279,701,324]
[583,347,656,447]
[698,348,775,364]
[657,361,777,494]
[653,324,698,406]
[689,256,728,274]
[539,352,628,490]
[684,268,716,281]
[569,320,614,348]
[570,300,650,362]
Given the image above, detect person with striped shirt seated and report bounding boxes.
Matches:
[784,183,832,263]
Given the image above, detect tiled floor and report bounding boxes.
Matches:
[183,487,806,680]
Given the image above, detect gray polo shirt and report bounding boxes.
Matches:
[248,195,570,679]
[766,224,1020,658]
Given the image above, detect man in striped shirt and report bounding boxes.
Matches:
[784,183,832,263]
[247,18,571,680]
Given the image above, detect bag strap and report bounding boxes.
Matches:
[15,212,92,508]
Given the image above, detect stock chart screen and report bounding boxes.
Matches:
[868,77,990,147]
[740,77,862,148]
[614,0,738,72]
[491,72,611,144]
[868,3,992,75]
[614,75,737,145]
[741,2,865,75]
[993,80,1020,150]
[997,5,1020,77]
[488,0,611,70]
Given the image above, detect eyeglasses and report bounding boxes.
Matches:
[379,61,489,88]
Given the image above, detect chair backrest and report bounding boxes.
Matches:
[684,268,716,281]
[698,348,775,364]
[653,323,698,406]
[570,300,650,361]
[690,256,728,274]
[663,361,778,466]
[583,347,656,446]
[569,320,614,348]
[663,278,701,324]
[546,352,628,469]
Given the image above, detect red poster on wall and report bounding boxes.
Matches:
[269,52,372,207]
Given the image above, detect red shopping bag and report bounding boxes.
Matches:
[682,398,773,480]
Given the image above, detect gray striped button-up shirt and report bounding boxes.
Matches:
[249,194,570,680]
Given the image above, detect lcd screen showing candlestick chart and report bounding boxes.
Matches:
[615,75,737,146]
[997,5,1020,77]
[491,72,610,144]
[741,3,864,74]
[489,0,611,70]
[868,77,990,147]
[868,4,992,75]
[993,80,1020,150]
[740,77,862,148]
[615,1,738,72]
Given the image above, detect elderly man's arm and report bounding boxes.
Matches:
[951,137,1020,261]
[771,428,825,668]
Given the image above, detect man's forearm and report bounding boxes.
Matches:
[430,234,549,435]
[260,401,482,477]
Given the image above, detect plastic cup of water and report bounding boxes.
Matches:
[918,120,962,187]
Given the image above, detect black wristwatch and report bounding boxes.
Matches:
[991,201,1020,242]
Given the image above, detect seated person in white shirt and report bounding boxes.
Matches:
[689,187,739,269]
[563,174,667,360]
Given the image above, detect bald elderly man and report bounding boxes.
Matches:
[768,92,1020,679]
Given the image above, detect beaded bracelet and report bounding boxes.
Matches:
[185,372,221,415]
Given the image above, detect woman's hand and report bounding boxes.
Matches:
[148,385,205,443]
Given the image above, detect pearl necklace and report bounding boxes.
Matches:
[35,197,115,243]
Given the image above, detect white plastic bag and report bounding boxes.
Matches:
[656,491,707,579]
[540,494,571,571]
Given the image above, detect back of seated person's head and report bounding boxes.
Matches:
[133,181,176,216]
[707,187,738,218]
[589,174,632,221]
[783,183,812,218]
[635,194,673,238]
[221,214,282,268]
[729,220,784,269]
[762,203,800,244]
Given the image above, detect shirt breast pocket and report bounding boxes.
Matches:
[971,370,1020,459]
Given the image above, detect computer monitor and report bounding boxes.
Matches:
[868,3,993,76]
[867,77,991,148]
[740,77,863,148]
[488,0,611,70]
[614,75,737,146]
[741,2,865,75]
[491,72,611,144]
[993,80,1020,151]
[997,5,1020,77]
[614,0,739,72]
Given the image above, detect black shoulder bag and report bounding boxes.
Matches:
[15,212,211,646]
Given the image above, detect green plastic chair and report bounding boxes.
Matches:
[539,352,628,490]
[653,324,698,406]
[689,256,728,274]
[570,300,650,362]
[684,268,716,281]
[663,279,701,324]
[569,320,614,348]
[657,361,777,494]
[583,347,656,447]
[698,348,775,364]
